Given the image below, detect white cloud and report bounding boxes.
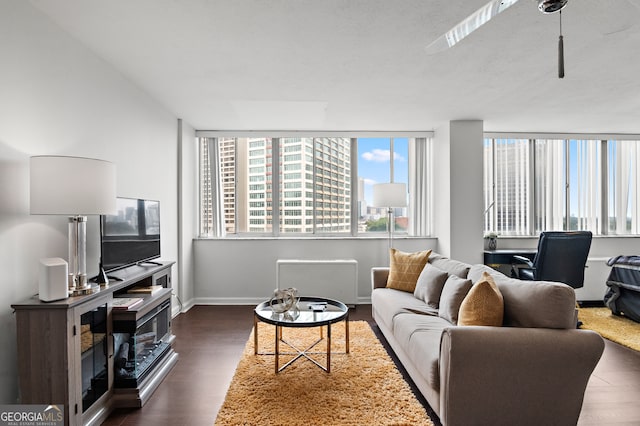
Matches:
[361,149,405,162]
[362,149,391,162]
[363,178,377,185]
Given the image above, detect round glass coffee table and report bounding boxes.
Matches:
[254,296,349,373]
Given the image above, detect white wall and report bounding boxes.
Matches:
[433,125,452,256]
[433,120,484,264]
[178,120,197,312]
[193,238,436,304]
[0,2,182,404]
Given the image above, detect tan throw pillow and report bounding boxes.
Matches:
[414,264,448,308]
[386,249,432,293]
[438,275,473,324]
[458,271,504,327]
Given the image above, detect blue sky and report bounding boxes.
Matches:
[358,137,409,205]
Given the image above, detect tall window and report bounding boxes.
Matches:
[533,139,563,232]
[198,135,431,237]
[567,139,601,231]
[484,138,530,235]
[357,138,409,234]
[485,136,607,236]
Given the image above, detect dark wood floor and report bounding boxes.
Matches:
[103,305,640,426]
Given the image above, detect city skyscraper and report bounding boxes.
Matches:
[484,139,530,235]
[200,137,352,235]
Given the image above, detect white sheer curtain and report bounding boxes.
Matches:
[205,137,226,238]
[534,139,565,231]
[483,139,495,233]
[610,140,640,234]
[572,140,601,232]
[408,137,432,236]
[491,138,530,235]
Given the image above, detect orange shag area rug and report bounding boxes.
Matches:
[215,320,433,426]
[578,307,640,352]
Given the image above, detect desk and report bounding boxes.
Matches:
[484,249,537,276]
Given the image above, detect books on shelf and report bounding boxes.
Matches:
[112,297,144,310]
[127,285,163,295]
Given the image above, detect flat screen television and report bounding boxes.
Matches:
[100,197,161,273]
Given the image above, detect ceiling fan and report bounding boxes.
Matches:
[425,0,568,78]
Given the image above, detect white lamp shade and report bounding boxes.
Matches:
[373,183,407,208]
[30,156,117,215]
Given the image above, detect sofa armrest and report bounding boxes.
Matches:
[371,267,390,289]
[439,326,604,426]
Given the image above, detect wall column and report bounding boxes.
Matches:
[433,120,484,264]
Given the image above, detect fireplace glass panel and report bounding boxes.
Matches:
[113,299,171,387]
[80,304,108,412]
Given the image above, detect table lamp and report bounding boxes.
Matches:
[373,182,407,249]
[30,155,117,296]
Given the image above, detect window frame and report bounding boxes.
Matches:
[485,133,640,237]
[196,131,433,238]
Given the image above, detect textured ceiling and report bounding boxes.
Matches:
[30,0,640,133]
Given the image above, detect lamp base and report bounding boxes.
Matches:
[387,207,394,249]
[69,285,99,296]
[68,273,99,296]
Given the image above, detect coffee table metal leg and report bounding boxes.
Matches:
[345,313,350,353]
[327,323,331,373]
[275,326,280,373]
[253,314,258,355]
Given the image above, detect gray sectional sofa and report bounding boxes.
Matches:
[371,252,605,426]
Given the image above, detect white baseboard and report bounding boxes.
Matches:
[190,296,373,306]
[357,296,372,304]
[192,296,266,305]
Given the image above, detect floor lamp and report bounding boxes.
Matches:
[30,156,117,296]
[373,183,407,250]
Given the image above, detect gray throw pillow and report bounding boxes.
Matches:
[438,275,473,324]
[414,264,448,309]
[430,257,471,279]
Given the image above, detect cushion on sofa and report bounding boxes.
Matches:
[386,249,432,293]
[458,271,504,326]
[427,251,445,261]
[406,328,447,391]
[468,264,577,329]
[414,264,449,309]
[438,275,473,324]
[429,256,471,279]
[371,288,436,333]
[393,313,450,390]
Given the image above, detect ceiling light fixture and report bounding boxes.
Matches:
[538,1,569,79]
[426,0,570,78]
[537,0,568,14]
[558,10,565,78]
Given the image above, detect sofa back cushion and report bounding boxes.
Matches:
[414,264,449,309]
[429,253,471,279]
[438,275,473,324]
[468,264,577,329]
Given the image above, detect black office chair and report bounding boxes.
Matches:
[513,231,592,289]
